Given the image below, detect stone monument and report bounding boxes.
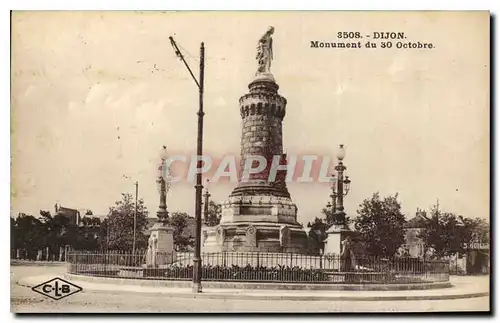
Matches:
[146,146,174,267]
[203,27,308,253]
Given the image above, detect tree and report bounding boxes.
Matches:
[80,216,101,228]
[168,212,195,251]
[354,192,407,257]
[90,217,102,227]
[12,213,44,259]
[38,210,73,260]
[106,193,149,251]
[204,201,221,226]
[85,209,93,216]
[418,207,464,258]
[75,216,101,250]
[97,218,110,250]
[460,216,489,246]
[81,216,92,227]
[11,217,17,258]
[11,211,103,259]
[307,217,328,254]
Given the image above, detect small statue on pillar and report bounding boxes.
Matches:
[146,234,158,268]
[340,236,356,272]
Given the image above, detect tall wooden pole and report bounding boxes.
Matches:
[193,42,205,293]
[168,37,205,293]
[133,181,138,255]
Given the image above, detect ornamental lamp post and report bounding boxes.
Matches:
[327,144,351,229]
[323,144,352,256]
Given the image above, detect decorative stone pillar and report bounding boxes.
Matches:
[145,145,175,267]
[324,224,351,255]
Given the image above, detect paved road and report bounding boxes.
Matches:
[11,265,490,313]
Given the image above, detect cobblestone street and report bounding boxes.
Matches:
[11,265,490,313]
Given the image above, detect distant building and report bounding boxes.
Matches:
[401,209,428,258]
[54,203,81,226]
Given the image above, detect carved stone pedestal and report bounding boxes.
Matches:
[145,222,174,267]
[203,222,308,253]
[324,224,351,255]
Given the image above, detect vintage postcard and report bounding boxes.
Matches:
[10,11,490,313]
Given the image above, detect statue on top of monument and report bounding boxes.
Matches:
[157,145,171,195]
[256,26,274,75]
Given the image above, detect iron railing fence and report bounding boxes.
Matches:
[66,251,450,284]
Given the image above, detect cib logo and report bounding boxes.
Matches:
[32,277,82,300]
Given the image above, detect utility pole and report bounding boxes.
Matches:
[169,36,205,293]
[435,198,440,224]
[133,181,138,255]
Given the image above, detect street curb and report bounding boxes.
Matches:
[80,287,489,301]
[16,275,488,302]
[64,273,454,291]
[11,261,65,267]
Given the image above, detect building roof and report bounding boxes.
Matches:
[55,205,81,225]
[405,211,429,228]
[57,206,79,214]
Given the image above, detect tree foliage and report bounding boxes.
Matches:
[418,208,463,258]
[418,207,489,258]
[354,192,407,257]
[168,212,195,251]
[321,207,350,227]
[11,213,44,259]
[105,193,149,251]
[39,210,74,257]
[204,201,222,227]
[11,210,102,260]
[75,216,101,250]
[460,216,489,245]
[306,217,328,254]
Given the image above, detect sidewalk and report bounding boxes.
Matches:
[11,260,65,266]
[16,274,489,302]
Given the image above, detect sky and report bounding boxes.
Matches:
[11,11,489,224]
